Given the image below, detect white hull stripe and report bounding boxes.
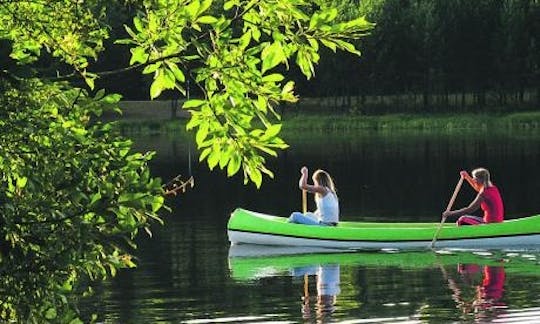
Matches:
[228,230,540,249]
[228,228,540,242]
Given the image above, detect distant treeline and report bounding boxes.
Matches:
[93,0,539,114]
[293,0,540,114]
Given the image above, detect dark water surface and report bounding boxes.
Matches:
[83,130,540,323]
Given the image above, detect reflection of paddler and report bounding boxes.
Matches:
[293,264,341,321]
[316,264,340,319]
[445,263,506,319]
[474,265,505,310]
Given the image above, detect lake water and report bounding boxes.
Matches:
[82,129,540,323]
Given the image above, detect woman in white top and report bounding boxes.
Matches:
[288,166,339,226]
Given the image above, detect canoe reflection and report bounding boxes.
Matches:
[228,245,538,322]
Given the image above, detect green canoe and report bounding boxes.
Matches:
[227,208,540,250]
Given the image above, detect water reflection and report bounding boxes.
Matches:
[292,264,340,322]
[443,263,506,322]
[228,245,540,323]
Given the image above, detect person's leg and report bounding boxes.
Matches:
[289,212,320,225]
[457,215,484,226]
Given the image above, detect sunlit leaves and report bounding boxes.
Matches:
[0,1,108,81]
[117,0,373,186]
[0,80,164,322]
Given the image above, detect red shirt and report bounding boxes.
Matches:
[481,186,504,223]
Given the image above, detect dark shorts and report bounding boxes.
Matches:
[319,221,338,226]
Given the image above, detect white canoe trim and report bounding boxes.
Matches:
[228,230,540,250]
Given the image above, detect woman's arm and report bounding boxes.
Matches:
[298,167,327,195]
[461,171,482,192]
[443,193,484,219]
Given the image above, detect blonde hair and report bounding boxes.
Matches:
[312,169,337,194]
[472,168,491,186]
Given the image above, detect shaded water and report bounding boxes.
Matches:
[82,129,540,323]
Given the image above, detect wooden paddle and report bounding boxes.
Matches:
[302,189,309,301]
[302,189,307,214]
[430,177,464,249]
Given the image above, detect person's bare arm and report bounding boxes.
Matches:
[298,167,327,195]
[443,192,483,219]
[460,171,482,192]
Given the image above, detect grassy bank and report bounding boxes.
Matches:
[113,111,540,136]
[281,112,540,132]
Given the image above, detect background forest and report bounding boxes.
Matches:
[92,0,540,113]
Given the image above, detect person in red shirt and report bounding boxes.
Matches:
[442,168,504,226]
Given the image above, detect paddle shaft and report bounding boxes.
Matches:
[302,189,309,298]
[302,189,307,213]
[431,177,464,248]
[445,177,464,212]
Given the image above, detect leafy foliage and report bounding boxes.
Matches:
[0,79,164,322]
[118,0,374,187]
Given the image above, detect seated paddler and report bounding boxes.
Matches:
[288,166,340,226]
[442,168,504,226]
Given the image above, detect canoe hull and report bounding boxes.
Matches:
[228,230,540,250]
[227,208,540,250]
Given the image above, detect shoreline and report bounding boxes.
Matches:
[111,111,540,136]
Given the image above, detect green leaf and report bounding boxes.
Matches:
[163,69,177,88]
[227,152,242,176]
[239,31,252,50]
[185,0,201,19]
[219,145,234,169]
[69,319,84,324]
[262,73,284,82]
[207,149,221,170]
[252,27,261,41]
[45,308,57,320]
[254,144,277,157]
[16,176,28,188]
[256,95,268,112]
[196,123,209,147]
[296,48,314,79]
[90,192,102,207]
[143,62,160,74]
[224,0,237,10]
[263,124,282,139]
[118,193,147,203]
[282,81,295,96]
[197,16,218,24]
[199,0,213,14]
[151,196,164,212]
[186,114,203,130]
[130,47,149,65]
[308,38,319,51]
[150,75,164,99]
[199,147,212,162]
[261,42,286,73]
[166,62,186,82]
[249,168,262,188]
[84,74,96,90]
[183,99,206,109]
[133,16,144,32]
[320,39,337,52]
